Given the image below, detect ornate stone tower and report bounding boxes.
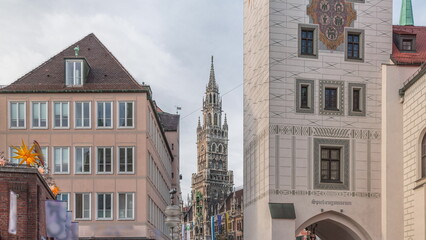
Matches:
[191,57,234,240]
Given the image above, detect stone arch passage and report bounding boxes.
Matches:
[295,211,372,240]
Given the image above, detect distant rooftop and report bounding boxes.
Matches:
[392,25,426,65]
[0,33,148,93]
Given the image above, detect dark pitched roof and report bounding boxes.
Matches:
[392,25,426,65]
[0,33,147,93]
[158,111,180,131]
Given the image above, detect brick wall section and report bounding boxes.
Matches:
[0,166,54,240]
[402,72,426,239]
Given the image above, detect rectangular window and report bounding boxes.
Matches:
[300,85,309,108]
[324,88,338,110]
[402,39,413,51]
[320,147,341,182]
[97,102,113,128]
[32,102,47,128]
[118,147,134,173]
[53,102,69,128]
[97,147,113,174]
[348,83,366,116]
[97,193,113,220]
[10,102,26,128]
[75,193,91,220]
[57,193,70,210]
[352,89,361,112]
[347,33,360,59]
[75,102,91,128]
[301,30,314,55]
[118,102,134,127]
[75,147,91,174]
[54,147,69,174]
[118,193,134,219]
[66,60,83,86]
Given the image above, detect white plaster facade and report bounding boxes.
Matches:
[243,0,392,239]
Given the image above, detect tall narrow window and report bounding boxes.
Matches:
[53,102,69,128]
[118,193,134,219]
[422,135,426,178]
[347,33,360,59]
[320,147,341,182]
[118,102,134,127]
[54,147,69,174]
[75,193,91,220]
[324,88,338,110]
[97,147,112,173]
[10,102,26,128]
[75,102,91,128]
[118,147,134,173]
[9,147,19,164]
[97,193,113,220]
[300,85,309,109]
[32,102,47,128]
[57,193,70,210]
[97,102,112,128]
[301,30,314,55]
[75,147,91,174]
[352,88,361,112]
[66,60,83,86]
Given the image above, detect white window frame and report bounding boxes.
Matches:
[9,101,26,129]
[74,192,91,220]
[9,146,19,164]
[97,147,113,174]
[117,101,134,128]
[118,146,135,174]
[117,192,135,220]
[96,193,113,220]
[52,102,70,129]
[74,101,91,129]
[65,60,84,86]
[53,147,70,174]
[40,146,49,173]
[96,101,113,128]
[74,146,91,174]
[31,101,48,129]
[57,192,70,210]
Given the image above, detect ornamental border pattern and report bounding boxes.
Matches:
[268,125,380,140]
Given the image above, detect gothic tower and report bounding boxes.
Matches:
[191,57,234,240]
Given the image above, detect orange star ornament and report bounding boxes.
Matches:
[11,140,43,167]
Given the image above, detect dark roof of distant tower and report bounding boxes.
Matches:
[0,33,148,93]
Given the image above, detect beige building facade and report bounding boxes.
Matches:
[243,0,392,239]
[0,34,180,239]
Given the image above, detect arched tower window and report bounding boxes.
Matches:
[219,161,223,169]
[214,113,218,126]
[213,94,216,104]
[422,134,426,178]
[212,143,217,152]
[218,144,223,153]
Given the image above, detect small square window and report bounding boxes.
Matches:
[298,24,318,59]
[319,80,344,116]
[402,39,413,51]
[345,29,364,62]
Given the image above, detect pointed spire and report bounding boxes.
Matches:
[197,117,201,129]
[208,56,217,90]
[400,0,414,26]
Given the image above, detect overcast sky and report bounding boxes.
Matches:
[0,0,425,202]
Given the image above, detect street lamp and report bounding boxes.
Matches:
[165,189,181,240]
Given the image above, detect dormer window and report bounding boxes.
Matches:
[402,39,413,51]
[65,59,89,86]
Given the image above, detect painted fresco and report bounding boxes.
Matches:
[307,0,357,50]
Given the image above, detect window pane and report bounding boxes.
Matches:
[62,103,69,127]
[119,194,126,218]
[66,62,74,85]
[76,148,82,173]
[127,194,133,218]
[98,148,104,172]
[84,194,90,218]
[120,148,126,172]
[54,103,61,127]
[98,194,104,218]
[106,194,112,218]
[127,148,133,172]
[76,194,82,219]
[127,103,133,127]
[76,103,82,127]
[75,62,82,85]
[33,103,40,127]
[62,148,69,172]
[84,102,90,126]
[321,149,329,159]
[119,103,125,126]
[330,150,339,159]
[54,148,61,172]
[84,148,90,172]
[97,102,104,127]
[106,148,112,172]
[105,103,112,126]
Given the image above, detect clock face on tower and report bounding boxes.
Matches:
[307,0,357,50]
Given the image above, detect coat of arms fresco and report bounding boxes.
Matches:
[307,0,357,50]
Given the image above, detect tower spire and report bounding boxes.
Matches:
[400,0,414,26]
[208,56,217,90]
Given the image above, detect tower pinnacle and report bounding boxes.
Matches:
[208,56,217,90]
[400,0,414,26]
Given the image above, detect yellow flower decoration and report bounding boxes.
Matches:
[11,140,42,167]
[50,185,60,196]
